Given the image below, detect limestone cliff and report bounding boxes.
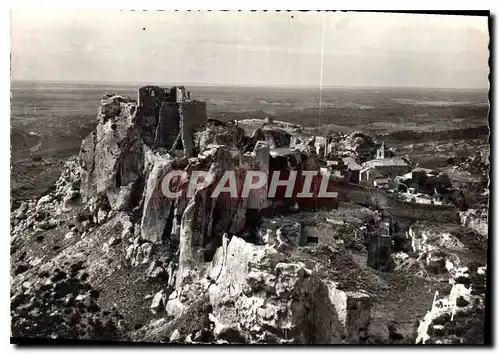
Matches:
[10,88,488,344]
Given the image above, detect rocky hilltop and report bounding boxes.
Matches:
[11,88,488,344]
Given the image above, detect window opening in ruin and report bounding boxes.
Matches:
[172,134,184,151]
[149,90,156,97]
[307,236,319,244]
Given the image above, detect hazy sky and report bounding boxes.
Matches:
[11,11,489,88]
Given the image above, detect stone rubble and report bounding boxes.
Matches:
[416,264,486,344]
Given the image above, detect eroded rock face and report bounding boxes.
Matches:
[175,146,252,286]
[258,217,304,246]
[194,119,246,153]
[140,155,181,244]
[247,126,291,149]
[326,281,372,343]
[172,235,373,344]
[80,95,144,211]
[77,96,261,252]
[75,100,326,279]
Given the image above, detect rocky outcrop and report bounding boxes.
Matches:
[140,154,187,244]
[79,95,144,212]
[459,209,488,237]
[416,264,486,344]
[247,126,291,149]
[11,157,86,242]
[290,135,315,152]
[167,236,372,344]
[11,88,488,344]
[258,217,304,247]
[76,95,265,251]
[408,223,466,254]
[393,219,489,279]
[341,132,376,161]
[72,95,325,268]
[193,119,246,152]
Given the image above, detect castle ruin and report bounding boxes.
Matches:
[137,85,207,157]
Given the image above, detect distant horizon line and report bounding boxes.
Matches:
[10,79,489,91]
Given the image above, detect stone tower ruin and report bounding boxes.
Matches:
[137,85,207,157]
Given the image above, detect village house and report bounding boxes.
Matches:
[360,157,412,184]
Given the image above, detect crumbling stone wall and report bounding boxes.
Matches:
[180,101,207,157]
[138,86,173,147]
[137,86,207,156]
[138,86,171,117]
[158,103,181,149]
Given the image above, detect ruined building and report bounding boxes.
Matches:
[367,215,394,271]
[137,85,207,157]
